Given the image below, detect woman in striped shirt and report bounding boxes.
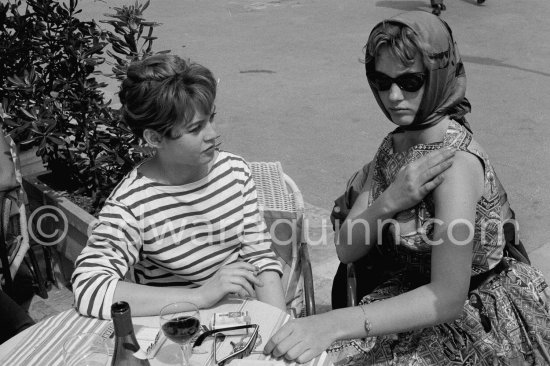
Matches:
[71,54,285,320]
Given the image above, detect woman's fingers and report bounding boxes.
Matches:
[418,148,453,167]
[264,323,292,355]
[421,158,453,184]
[296,349,318,364]
[220,262,263,286]
[421,174,445,195]
[224,283,246,296]
[283,340,308,361]
[414,149,456,197]
[241,269,264,287]
[200,262,263,305]
[222,268,263,287]
[418,149,455,184]
[223,262,263,286]
[264,322,321,363]
[224,261,258,272]
[425,147,456,168]
[228,275,256,297]
[219,280,252,298]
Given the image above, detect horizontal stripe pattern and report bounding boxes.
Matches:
[0,309,110,366]
[72,151,282,319]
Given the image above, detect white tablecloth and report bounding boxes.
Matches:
[0,298,333,366]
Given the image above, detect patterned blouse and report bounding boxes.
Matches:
[368,120,511,277]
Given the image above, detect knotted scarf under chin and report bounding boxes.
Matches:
[366,11,472,133]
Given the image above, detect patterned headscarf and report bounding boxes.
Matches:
[365,11,472,132]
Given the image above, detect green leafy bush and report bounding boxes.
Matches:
[101,0,168,81]
[0,0,165,214]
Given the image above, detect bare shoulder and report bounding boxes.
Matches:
[436,150,484,202]
[450,150,484,174]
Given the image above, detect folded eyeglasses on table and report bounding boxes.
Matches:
[193,324,260,366]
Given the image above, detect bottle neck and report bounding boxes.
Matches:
[111,302,135,337]
[113,311,134,336]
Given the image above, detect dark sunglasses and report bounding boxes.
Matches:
[367,71,427,92]
[193,324,260,366]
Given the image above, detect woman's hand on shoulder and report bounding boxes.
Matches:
[382,147,456,213]
[263,315,336,364]
[198,261,264,308]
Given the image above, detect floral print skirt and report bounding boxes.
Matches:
[328,258,550,365]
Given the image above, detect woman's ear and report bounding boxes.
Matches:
[143,128,163,148]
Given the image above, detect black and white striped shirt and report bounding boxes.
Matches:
[72,151,282,319]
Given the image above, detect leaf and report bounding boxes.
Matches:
[82,44,106,58]
[47,136,66,145]
[100,19,122,27]
[82,58,99,66]
[141,21,162,27]
[20,108,37,120]
[142,0,151,12]
[7,75,26,87]
[112,44,131,56]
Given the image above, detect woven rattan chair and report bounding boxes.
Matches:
[249,161,315,316]
[0,136,47,298]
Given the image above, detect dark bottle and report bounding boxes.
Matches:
[111,301,151,366]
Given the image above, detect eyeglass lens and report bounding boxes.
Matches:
[231,333,262,352]
[215,327,259,366]
[368,71,426,92]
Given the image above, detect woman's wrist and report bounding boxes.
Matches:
[322,306,377,341]
[316,310,350,342]
[377,190,399,216]
[358,305,373,337]
[181,287,207,309]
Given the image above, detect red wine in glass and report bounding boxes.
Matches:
[162,316,200,343]
[160,302,201,366]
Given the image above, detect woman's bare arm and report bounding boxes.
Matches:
[255,270,286,311]
[266,151,484,363]
[336,148,456,263]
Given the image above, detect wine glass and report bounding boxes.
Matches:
[62,333,110,366]
[160,302,201,366]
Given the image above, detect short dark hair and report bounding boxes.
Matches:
[119,54,217,139]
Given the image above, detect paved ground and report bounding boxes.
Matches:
[20,0,550,321]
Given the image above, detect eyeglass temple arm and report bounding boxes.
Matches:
[193,324,255,347]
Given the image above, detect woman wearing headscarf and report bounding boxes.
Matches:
[264,11,550,365]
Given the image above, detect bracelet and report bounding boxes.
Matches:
[358,305,372,337]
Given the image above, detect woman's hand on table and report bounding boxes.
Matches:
[199,262,263,307]
[381,147,455,213]
[263,316,336,364]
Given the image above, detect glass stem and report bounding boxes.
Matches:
[181,343,191,366]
